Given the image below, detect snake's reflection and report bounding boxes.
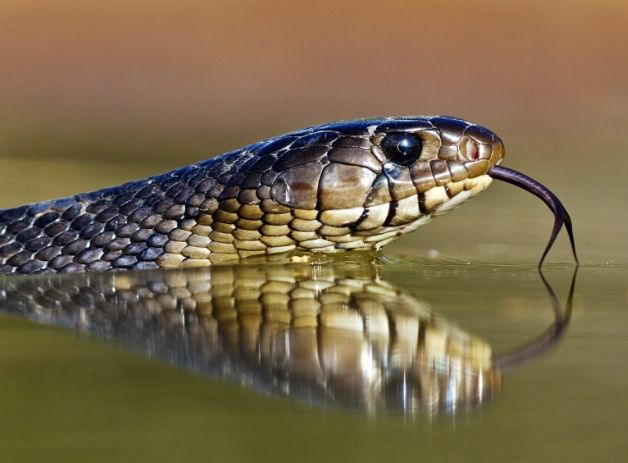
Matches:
[0,263,575,415]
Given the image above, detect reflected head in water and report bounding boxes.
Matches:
[0,263,576,415]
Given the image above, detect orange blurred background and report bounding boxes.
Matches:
[1,0,627,263]
[2,0,627,158]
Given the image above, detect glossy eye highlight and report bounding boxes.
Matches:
[381,133,423,166]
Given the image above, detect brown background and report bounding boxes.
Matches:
[1,0,627,263]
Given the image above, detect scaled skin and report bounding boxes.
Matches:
[0,116,504,274]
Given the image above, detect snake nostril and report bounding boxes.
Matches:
[459,137,479,161]
[469,142,479,160]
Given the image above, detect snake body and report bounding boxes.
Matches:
[0,116,505,274]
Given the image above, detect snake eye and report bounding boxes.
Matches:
[381,133,423,166]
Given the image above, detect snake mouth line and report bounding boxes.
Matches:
[488,166,578,267]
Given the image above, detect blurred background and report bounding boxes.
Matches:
[1,0,627,262]
[2,3,628,462]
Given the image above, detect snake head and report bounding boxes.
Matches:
[363,116,505,213]
[258,116,505,252]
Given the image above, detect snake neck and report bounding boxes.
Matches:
[0,150,248,273]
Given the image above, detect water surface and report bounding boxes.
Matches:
[0,152,626,462]
[0,261,624,462]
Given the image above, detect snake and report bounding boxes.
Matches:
[0,116,578,274]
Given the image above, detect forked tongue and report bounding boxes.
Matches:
[489,165,578,267]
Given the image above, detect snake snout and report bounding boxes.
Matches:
[430,117,505,178]
[490,136,506,166]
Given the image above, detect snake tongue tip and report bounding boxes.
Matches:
[490,165,578,267]
[563,214,580,265]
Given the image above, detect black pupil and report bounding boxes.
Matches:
[381,133,422,166]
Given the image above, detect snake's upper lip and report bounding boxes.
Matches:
[460,137,505,177]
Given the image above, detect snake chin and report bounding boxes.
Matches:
[432,175,493,216]
[340,174,494,252]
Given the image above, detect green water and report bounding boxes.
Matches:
[0,263,625,462]
[0,145,626,462]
